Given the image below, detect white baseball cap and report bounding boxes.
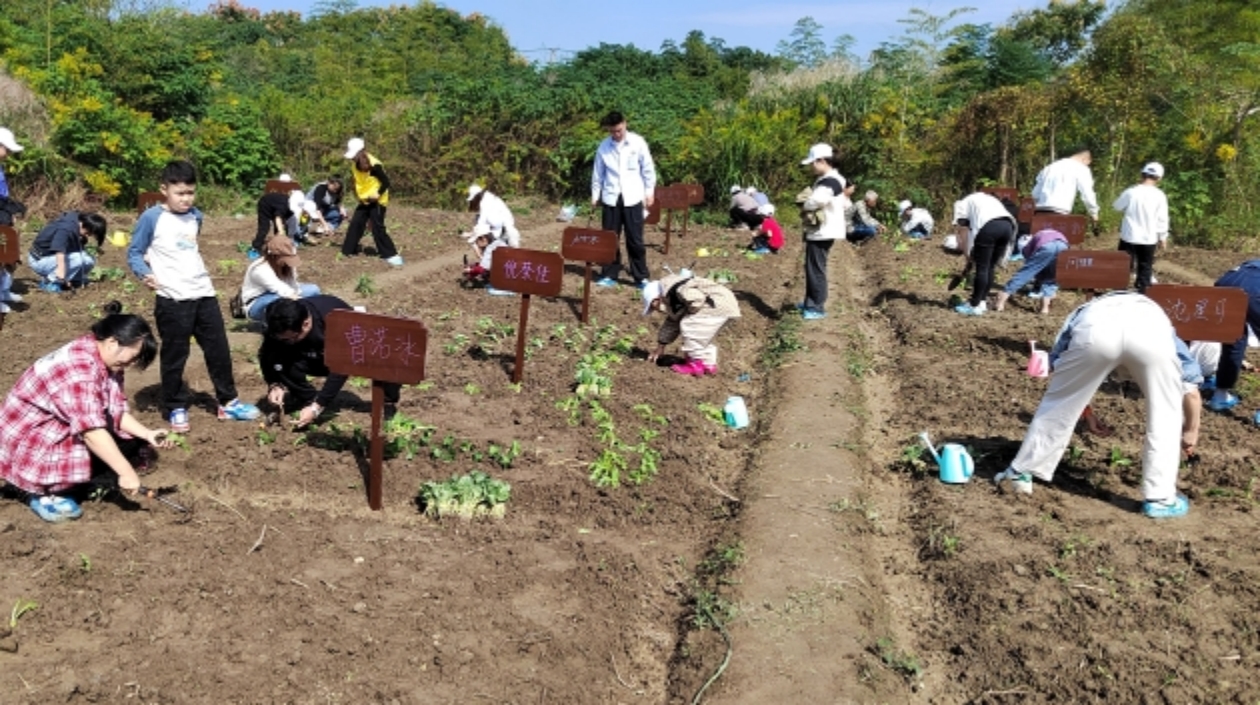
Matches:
[467,184,484,201]
[1141,162,1165,179]
[757,204,775,216]
[729,185,742,194]
[898,200,912,214]
[278,173,292,182]
[0,128,24,153]
[641,280,663,316]
[746,186,758,194]
[344,137,365,159]
[800,143,833,165]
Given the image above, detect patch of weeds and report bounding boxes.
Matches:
[10,598,38,628]
[896,439,930,475]
[762,316,805,368]
[443,333,469,355]
[1108,446,1133,468]
[697,402,726,425]
[463,383,481,395]
[347,376,371,389]
[873,637,922,680]
[924,523,961,559]
[354,274,377,296]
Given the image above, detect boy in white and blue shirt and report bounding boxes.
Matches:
[127,160,259,432]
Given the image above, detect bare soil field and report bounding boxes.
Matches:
[1,205,1258,704]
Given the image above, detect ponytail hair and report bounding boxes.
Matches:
[90,301,158,370]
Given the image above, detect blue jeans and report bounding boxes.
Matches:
[1003,240,1067,298]
[247,284,321,322]
[321,207,344,231]
[848,224,877,243]
[28,252,95,285]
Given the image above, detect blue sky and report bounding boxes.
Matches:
[204,0,1039,61]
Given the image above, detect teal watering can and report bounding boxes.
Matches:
[920,432,974,484]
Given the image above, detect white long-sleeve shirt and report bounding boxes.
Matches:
[901,208,935,236]
[591,131,656,207]
[240,257,301,303]
[474,191,520,247]
[1113,183,1169,245]
[801,170,847,241]
[1032,157,1099,217]
[952,192,1016,256]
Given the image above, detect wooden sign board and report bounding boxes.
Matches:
[0,225,18,265]
[681,183,705,206]
[654,185,692,210]
[1055,250,1132,290]
[562,228,619,324]
[324,310,428,510]
[264,179,301,195]
[1144,285,1251,343]
[561,227,618,265]
[137,192,164,213]
[645,200,661,225]
[982,186,1019,203]
[1017,197,1036,226]
[489,247,565,298]
[1030,213,1089,246]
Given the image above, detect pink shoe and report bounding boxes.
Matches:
[698,362,718,376]
[670,359,705,376]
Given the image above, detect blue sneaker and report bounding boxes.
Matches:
[595,277,618,288]
[29,495,82,522]
[485,285,515,296]
[246,248,261,261]
[794,302,806,311]
[218,399,261,421]
[954,302,986,316]
[1207,391,1240,412]
[169,408,190,432]
[752,247,771,255]
[1008,254,1024,263]
[802,309,826,321]
[1142,494,1189,519]
[1200,375,1216,393]
[38,279,63,293]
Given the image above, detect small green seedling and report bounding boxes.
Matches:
[10,598,38,628]
[355,274,377,296]
[697,402,725,425]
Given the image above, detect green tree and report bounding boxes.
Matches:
[776,17,827,69]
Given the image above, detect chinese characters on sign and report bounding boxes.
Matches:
[1055,251,1131,290]
[325,311,427,385]
[1145,285,1249,343]
[490,247,565,298]
[561,228,618,265]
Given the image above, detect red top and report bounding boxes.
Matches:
[0,335,130,493]
[761,217,784,250]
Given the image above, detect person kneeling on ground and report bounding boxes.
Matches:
[460,223,513,296]
[261,296,402,427]
[466,184,521,247]
[307,176,347,234]
[995,292,1193,518]
[642,272,741,376]
[728,185,763,231]
[28,211,106,292]
[994,227,1069,315]
[240,234,321,323]
[848,190,886,244]
[898,200,935,239]
[745,204,783,254]
[0,301,175,522]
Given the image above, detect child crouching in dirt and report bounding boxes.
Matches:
[745,204,783,254]
[461,224,513,296]
[642,273,741,376]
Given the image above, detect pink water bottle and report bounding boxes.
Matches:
[1027,340,1049,378]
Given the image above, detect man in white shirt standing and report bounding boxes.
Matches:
[1031,147,1100,222]
[591,111,656,289]
[1113,162,1169,293]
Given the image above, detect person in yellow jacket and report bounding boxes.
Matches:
[341,137,403,266]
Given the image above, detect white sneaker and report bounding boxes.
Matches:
[1,291,21,303]
[994,468,1033,495]
[0,302,9,314]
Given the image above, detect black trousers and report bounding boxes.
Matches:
[803,238,835,312]
[1119,240,1157,292]
[729,207,764,229]
[600,197,649,284]
[271,357,401,408]
[342,203,398,259]
[969,220,1015,307]
[153,296,239,412]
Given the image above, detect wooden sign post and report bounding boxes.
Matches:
[137,192,164,213]
[489,247,565,383]
[264,179,301,195]
[560,227,619,324]
[654,185,692,255]
[1055,251,1133,290]
[1144,285,1250,343]
[324,311,428,511]
[981,186,1020,203]
[0,225,18,266]
[1030,213,1090,246]
[1017,197,1036,228]
[679,183,705,242]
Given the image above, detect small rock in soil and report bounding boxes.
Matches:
[352,602,367,613]
[1013,564,1029,576]
[0,637,18,653]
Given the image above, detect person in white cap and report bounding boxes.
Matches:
[0,126,26,228]
[1031,147,1100,221]
[342,137,403,267]
[795,143,847,320]
[590,111,656,288]
[995,292,1192,519]
[1112,162,1169,293]
[728,185,761,230]
[897,199,934,239]
[642,272,741,376]
[466,184,520,247]
[950,191,1017,316]
[460,223,513,296]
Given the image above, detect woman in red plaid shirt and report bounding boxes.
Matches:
[0,302,174,522]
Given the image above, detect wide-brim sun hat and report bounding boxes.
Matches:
[641,280,663,316]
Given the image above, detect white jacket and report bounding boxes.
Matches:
[475,191,521,247]
[802,170,847,241]
[901,208,935,236]
[241,258,301,304]
[591,131,657,207]
[1032,157,1099,217]
[1113,183,1169,245]
[953,193,1016,256]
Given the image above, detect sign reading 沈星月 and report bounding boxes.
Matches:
[1144,285,1250,343]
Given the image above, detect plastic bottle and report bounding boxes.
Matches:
[723,396,749,430]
